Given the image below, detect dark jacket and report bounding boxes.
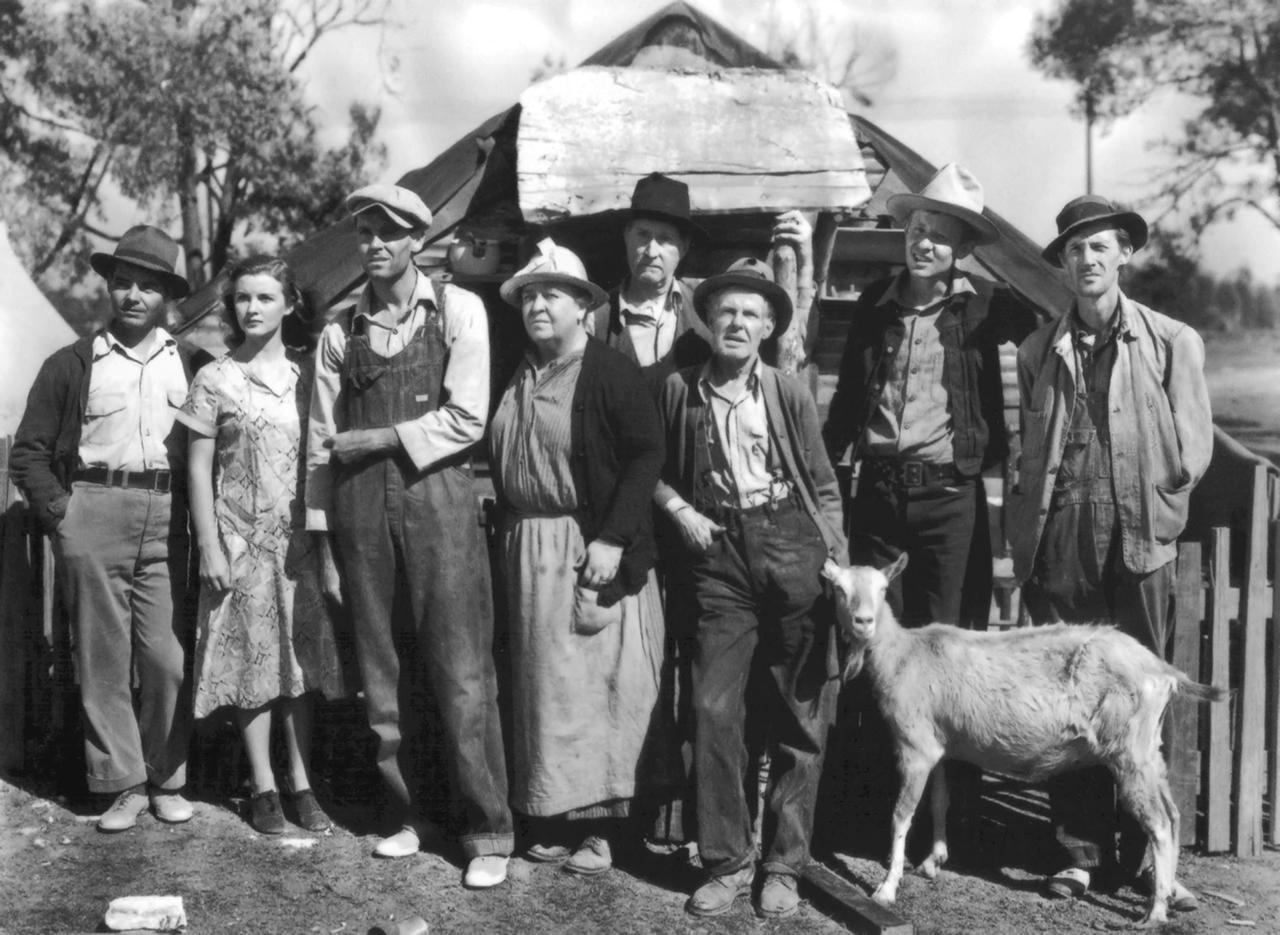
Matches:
[491,338,666,605]
[821,273,1037,476]
[11,333,205,535]
[591,278,711,391]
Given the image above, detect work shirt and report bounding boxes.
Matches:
[305,273,489,531]
[864,276,976,464]
[698,359,784,509]
[618,288,679,368]
[79,328,188,472]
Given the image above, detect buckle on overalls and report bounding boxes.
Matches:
[902,461,924,488]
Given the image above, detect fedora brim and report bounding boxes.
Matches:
[693,273,793,337]
[90,252,191,299]
[1041,212,1148,266]
[625,208,708,244]
[886,194,1000,246]
[499,271,609,309]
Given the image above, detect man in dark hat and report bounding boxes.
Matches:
[1010,195,1212,902]
[12,225,200,832]
[654,258,847,920]
[304,183,513,888]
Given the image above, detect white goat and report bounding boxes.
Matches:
[821,554,1228,927]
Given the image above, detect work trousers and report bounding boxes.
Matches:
[690,498,837,878]
[56,482,190,794]
[334,460,513,858]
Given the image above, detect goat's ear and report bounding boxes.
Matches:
[820,558,842,582]
[884,551,909,583]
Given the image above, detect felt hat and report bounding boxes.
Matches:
[499,237,609,309]
[345,183,433,230]
[625,173,707,242]
[89,225,190,298]
[693,256,793,336]
[886,163,999,246]
[1041,194,1148,266]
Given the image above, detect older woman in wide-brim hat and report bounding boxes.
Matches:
[489,239,679,876]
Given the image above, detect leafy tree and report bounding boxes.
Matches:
[1029,0,1280,236]
[0,0,388,290]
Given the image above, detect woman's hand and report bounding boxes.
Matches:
[578,539,624,589]
[316,533,343,605]
[672,505,725,555]
[198,542,232,592]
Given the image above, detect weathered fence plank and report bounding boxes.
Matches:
[1234,466,1268,857]
[1269,518,1280,847]
[1206,528,1233,851]
[0,436,29,770]
[1169,541,1202,846]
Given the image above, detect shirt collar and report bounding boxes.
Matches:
[696,355,763,403]
[354,271,435,327]
[877,270,975,312]
[619,279,680,324]
[93,326,176,361]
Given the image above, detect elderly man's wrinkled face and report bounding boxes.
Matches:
[623,217,688,289]
[903,210,972,282]
[706,287,774,365]
[1061,227,1131,300]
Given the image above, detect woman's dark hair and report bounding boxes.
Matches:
[222,254,312,349]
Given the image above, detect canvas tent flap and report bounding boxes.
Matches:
[517,67,870,222]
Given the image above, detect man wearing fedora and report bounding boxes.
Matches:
[1010,196,1211,902]
[305,184,513,887]
[654,257,847,919]
[822,163,1036,628]
[12,225,200,832]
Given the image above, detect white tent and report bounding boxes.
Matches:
[0,222,77,437]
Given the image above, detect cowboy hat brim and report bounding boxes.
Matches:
[693,273,793,337]
[1041,211,1148,266]
[90,252,191,299]
[886,193,1000,246]
[499,270,609,309]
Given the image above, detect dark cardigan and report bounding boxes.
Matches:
[492,337,665,605]
[11,333,206,534]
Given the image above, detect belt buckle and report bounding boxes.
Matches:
[903,461,924,487]
[154,472,170,493]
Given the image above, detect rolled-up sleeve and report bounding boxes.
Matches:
[1169,324,1213,488]
[393,286,490,470]
[305,321,347,531]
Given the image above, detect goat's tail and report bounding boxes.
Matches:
[1176,673,1230,704]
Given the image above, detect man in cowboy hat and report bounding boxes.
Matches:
[654,257,847,919]
[12,225,202,832]
[822,163,1036,628]
[304,183,513,887]
[1010,195,1211,902]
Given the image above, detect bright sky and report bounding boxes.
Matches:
[300,0,1280,283]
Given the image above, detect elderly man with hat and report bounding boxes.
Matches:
[1010,196,1212,902]
[654,257,847,919]
[12,226,202,832]
[822,163,1037,629]
[304,184,513,887]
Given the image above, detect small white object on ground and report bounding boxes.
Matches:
[104,895,187,932]
[279,836,318,849]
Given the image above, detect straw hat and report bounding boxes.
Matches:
[499,238,608,308]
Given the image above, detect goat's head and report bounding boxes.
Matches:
[821,553,908,681]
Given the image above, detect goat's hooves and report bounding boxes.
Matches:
[871,886,897,907]
[919,856,946,879]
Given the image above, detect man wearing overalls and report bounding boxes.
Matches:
[1010,195,1212,904]
[305,184,513,888]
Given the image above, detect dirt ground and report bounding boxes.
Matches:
[4,328,1280,935]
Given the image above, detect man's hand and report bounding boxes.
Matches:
[578,539,624,589]
[324,427,399,465]
[771,210,814,267]
[672,505,725,554]
[199,542,232,592]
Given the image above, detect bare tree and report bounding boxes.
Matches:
[761,1,899,108]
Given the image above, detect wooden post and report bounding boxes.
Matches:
[1206,528,1233,851]
[772,242,803,375]
[1168,541,1202,846]
[802,864,914,934]
[1269,518,1280,847]
[1234,466,1268,857]
[0,436,28,770]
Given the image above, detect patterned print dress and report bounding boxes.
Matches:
[179,354,345,717]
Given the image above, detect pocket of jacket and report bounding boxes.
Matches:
[572,584,622,636]
[1153,482,1191,544]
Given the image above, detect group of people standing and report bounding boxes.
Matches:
[11,158,1212,919]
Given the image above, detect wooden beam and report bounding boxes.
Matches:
[1234,466,1268,857]
[1206,528,1233,852]
[1269,518,1280,847]
[1168,541,1202,846]
[801,863,914,934]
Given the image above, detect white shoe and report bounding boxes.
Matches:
[373,825,422,859]
[97,789,149,833]
[150,790,193,824]
[464,855,509,889]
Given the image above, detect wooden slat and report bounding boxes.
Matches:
[1168,541,1202,846]
[1206,527,1233,851]
[1234,466,1268,857]
[1269,519,1280,847]
[0,505,29,770]
[802,863,914,935]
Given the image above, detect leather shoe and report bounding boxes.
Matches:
[759,872,800,919]
[150,789,193,824]
[564,835,612,876]
[285,789,332,833]
[687,866,755,917]
[249,790,285,834]
[464,855,509,889]
[526,842,572,863]
[97,787,149,833]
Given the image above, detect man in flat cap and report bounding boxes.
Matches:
[12,225,201,832]
[305,183,513,887]
[654,258,847,920]
[1010,195,1212,902]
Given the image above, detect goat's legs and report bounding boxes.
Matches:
[920,764,949,879]
[873,753,935,906]
[1114,761,1174,926]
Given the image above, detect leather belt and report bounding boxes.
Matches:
[861,457,961,489]
[699,485,799,524]
[73,467,173,493]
